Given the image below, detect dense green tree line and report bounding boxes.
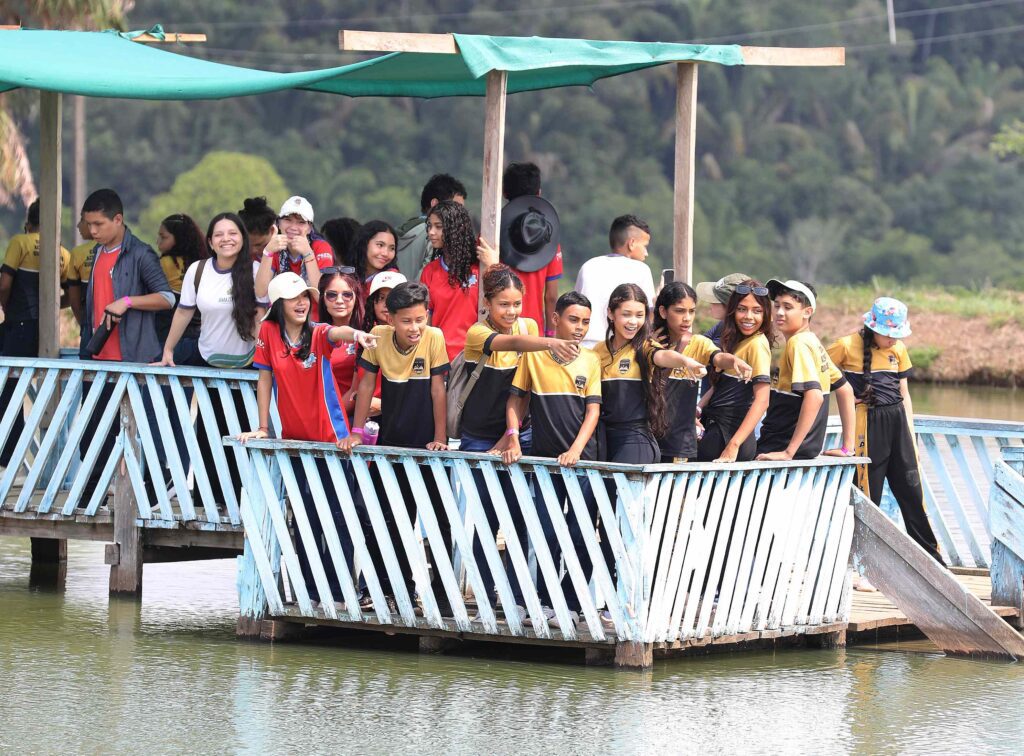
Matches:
[2,0,1023,286]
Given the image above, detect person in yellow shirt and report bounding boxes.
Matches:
[66,215,97,328]
[827,298,942,564]
[154,213,208,350]
[756,280,855,461]
[0,199,69,464]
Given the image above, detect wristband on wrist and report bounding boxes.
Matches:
[505,428,520,437]
[351,427,364,435]
[841,445,853,456]
[123,295,132,308]
[303,255,315,263]
[257,426,269,433]
[262,249,275,258]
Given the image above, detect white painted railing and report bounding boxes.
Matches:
[232,441,861,646]
[828,414,1024,568]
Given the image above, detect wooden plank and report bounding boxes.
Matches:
[109,393,142,595]
[920,433,988,567]
[740,46,845,66]
[144,374,194,520]
[851,487,1024,659]
[38,91,62,359]
[131,33,207,43]
[0,514,113,541]
[672,62,698,285]
[478,69,507,317]
[339,30,458,54]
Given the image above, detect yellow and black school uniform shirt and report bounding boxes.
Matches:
[593,339,665,428]
[357,325,450,448]
[826,332,912,406]
[461,316,539,440]
[658,335,722,459]
[159,254,187,295]
[510,347,602,460]
[66,241,97,290]
[758,330,847,459]
[706,332,773,414]
[0,232,70,321]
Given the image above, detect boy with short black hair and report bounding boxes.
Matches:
[756,279,856,461]
[396,174,468,280]
[575,215,656,348]
[502,291,602,630]
[340,281,454,613]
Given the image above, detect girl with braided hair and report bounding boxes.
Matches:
[419,199,498,360]
[827,297,942,567]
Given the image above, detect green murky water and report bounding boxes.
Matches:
[0,538,1021,754]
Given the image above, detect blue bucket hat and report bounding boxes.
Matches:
[863,297,911,338]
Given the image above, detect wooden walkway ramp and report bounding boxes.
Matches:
[848,572,1020,636]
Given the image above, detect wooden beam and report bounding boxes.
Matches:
[339,30,457,54]
[131,33,207,44]
[38,90,62,360]
[740,46,845,67]
[478,69,507,318]
[672,63,698,286]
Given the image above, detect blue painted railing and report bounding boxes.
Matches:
[827,415,1024,569]
[232,441,861,646]
[0,357,274,529]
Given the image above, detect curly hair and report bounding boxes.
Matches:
[482,263,524,301]
[605,283,668,439]
[205,213,259,343]
[160,213,208,268]
[428,200,477,288]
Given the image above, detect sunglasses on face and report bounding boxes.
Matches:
[324,290,356,302]
[735,284,769,296]
[321,266,356,276]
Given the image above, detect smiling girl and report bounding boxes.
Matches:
[419,200,498,360]
[689,279,775,463]
[318,267,365,417]
[239,272,376,607]
[353,220,399,288]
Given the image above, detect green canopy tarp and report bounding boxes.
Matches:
[0,29,744,100]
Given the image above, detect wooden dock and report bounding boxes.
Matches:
[848,572,1020,638]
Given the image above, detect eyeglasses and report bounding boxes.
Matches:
[324,290,356,302]
[321,266,356,276]
[735,284,769,296]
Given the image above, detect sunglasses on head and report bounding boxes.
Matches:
[324,290,356,302]
[321,266,356,276]
[735,284,769,297]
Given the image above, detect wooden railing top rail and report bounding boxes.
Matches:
[0,356,258,382]
[828,413,1024,438]
[226,437,869,475]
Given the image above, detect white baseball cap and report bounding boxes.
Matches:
[368,270,407,297]
[279,196,315,224]
[261,272,318,320]
[766,279,817,313]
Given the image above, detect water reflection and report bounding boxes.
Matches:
[0,540,1022,754]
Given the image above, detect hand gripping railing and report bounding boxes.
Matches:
[231,439,862,646]
[0,356,275,528]
[828,414,1024,568]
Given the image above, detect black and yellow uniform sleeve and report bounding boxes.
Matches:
[790,338,824,393]
[356,325,389,372]
[427,328,451,375]
[683,334,720,368]
[894,340,913,378]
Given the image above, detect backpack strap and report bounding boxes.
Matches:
[193,258,208,295]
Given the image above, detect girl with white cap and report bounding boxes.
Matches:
[827,297,942,566]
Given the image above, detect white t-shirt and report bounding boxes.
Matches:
[574,253,657,348]
[179,259,266,368]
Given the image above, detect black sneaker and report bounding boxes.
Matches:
[358,592,374,612]
[384,596,399,614]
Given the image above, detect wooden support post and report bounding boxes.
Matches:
[614,641,654,669]
[38,90,62,359]
[109,394,143,597]
[31,537,67,562]
[478,69,507,317]
[419,635,460,655]
[672,63,698,286]
[73,95,86,241]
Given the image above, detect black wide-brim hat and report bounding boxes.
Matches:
[499,194,561,273]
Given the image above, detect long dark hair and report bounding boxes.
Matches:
[605,283,667,438]
[264,295,314,362]
[160,213,208,267]
[205,213,259,343]
[860,325,877,407]
[652,281,698,339]
[715,278,775,385]
[352,220,398,281]
[428,200,477,287]
[318,269,365,327]
[321,217,361,268]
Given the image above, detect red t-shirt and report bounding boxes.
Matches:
[330,339,359,398]
[253,322,350,443]
[420,257,480,361]
[514,245,563,331]
[270,238,335,277]
[90,246,123,362]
